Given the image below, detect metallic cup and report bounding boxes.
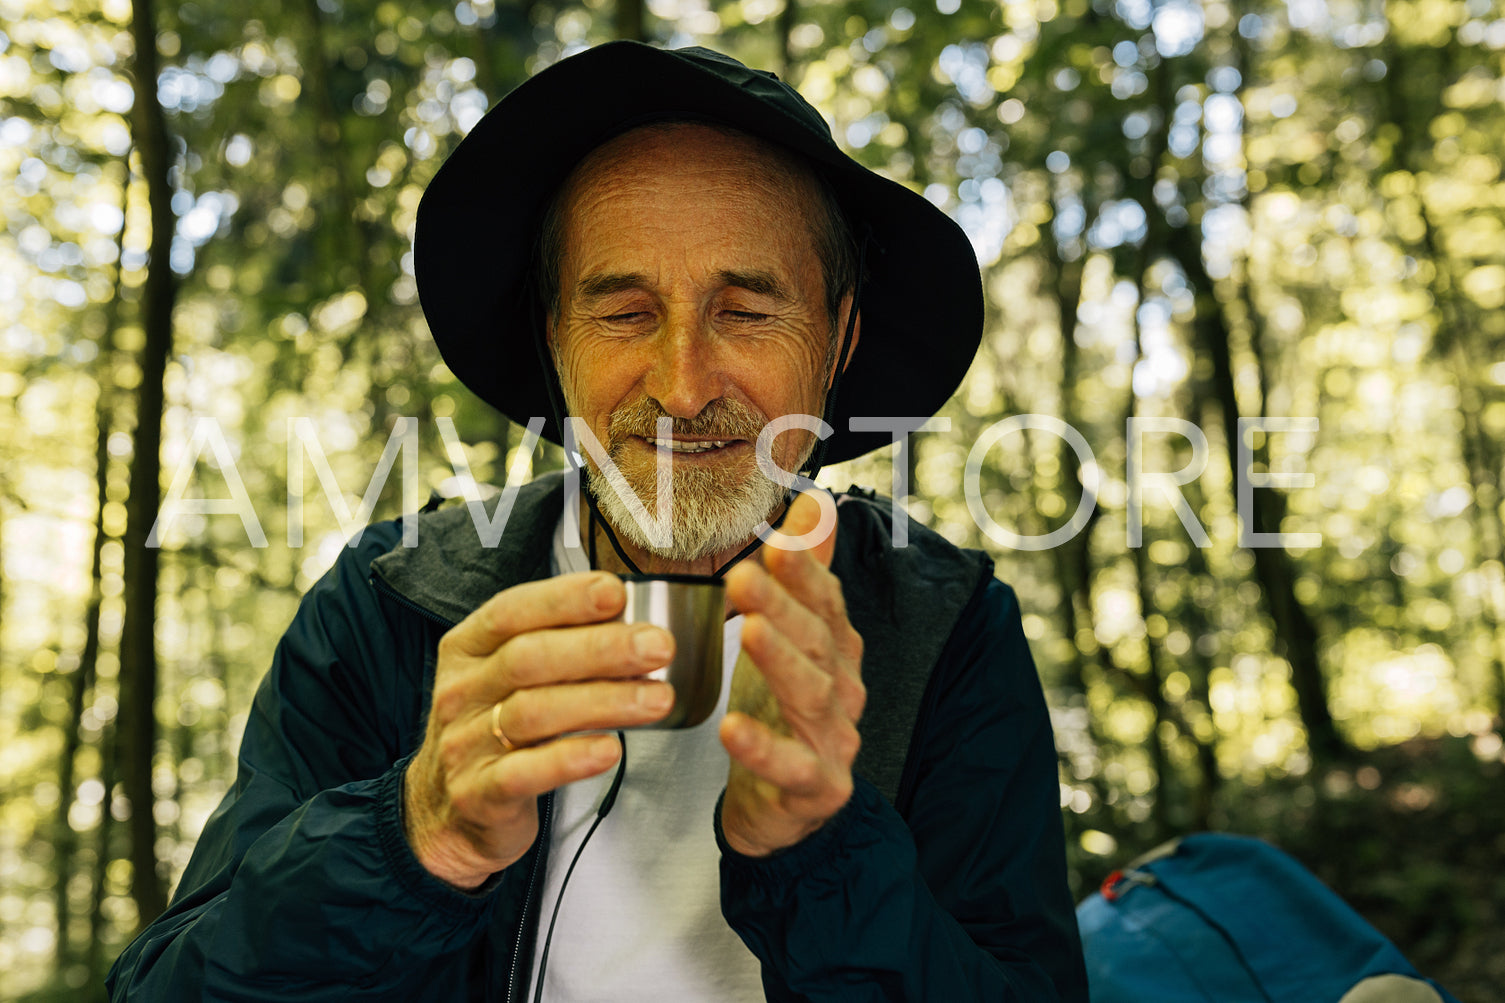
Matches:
[619,574,725,729]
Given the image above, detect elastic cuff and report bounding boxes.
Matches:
[713,783,869,888]
[374,753,505,917]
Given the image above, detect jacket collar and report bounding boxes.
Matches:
[369,470,568,625]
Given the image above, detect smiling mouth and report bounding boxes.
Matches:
[641,436,744,454]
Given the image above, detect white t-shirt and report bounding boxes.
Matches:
[524,516,765,1002]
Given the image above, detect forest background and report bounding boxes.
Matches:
[2,0,1504,997]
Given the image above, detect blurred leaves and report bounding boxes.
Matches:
[3,0,1504,997]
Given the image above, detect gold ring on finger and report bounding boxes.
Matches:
[490,700,516,754]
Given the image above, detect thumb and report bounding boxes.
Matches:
[772,489,837,570]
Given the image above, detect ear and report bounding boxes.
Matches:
[826,294,862,389]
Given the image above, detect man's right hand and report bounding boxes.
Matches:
[403,571,676,889]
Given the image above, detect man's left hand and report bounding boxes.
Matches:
[719,490,866,857]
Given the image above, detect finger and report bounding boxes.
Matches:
[728,546,865,731]
[757,527,865,687]
[494,620,675,691]
[832,668,866,726]
[726,561,835,669]
[443,571,624,658]
[721,712,852,802]
[762,542,850,642]
[757,489,837,566]
[779,490,836,570]
[753,493,853,650]
[490,678,675,747]
[738,613,840,738]
[431,620,674,722]
[468,733,625,808]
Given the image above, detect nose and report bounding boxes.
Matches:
[643,309,725,419]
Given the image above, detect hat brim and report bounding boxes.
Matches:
[414,41,982,466]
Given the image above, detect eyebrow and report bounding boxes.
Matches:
[574,269,793,302]
[577,272,651,300]
[714,269,792,301]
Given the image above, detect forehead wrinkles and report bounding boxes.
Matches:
[557,125,825,273]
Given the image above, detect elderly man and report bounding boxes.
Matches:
[108,42,1086,1001]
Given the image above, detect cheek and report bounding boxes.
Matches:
[773,337,833,412]
[556,339,657,436]
[556,343,608,418]
[557,335,603,392]
[745,325,828,383]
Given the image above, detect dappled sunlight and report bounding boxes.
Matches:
[3,0,1505,995]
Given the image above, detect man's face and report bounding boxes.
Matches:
[549,123,846,562]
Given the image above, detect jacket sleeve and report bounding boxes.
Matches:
[106,523,517,1001]
[717,578,1089,1002]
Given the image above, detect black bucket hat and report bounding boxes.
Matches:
[414,41,983,466]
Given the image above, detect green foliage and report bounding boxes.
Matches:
[2,0,1503,996]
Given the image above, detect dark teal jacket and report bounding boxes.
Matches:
[107,474,1087,1001]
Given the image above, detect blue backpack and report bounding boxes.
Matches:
[1076,833,1462,1003]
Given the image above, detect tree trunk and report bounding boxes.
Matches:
[1037,199,1115,814]
[88,716,119,980]
[1130,537,1174,832]
[471,0,538,105]
[1179,388,1228,828]
[1222,6,1348,763]
[55,159,131,975]
[1123,57,1180,835]
[1179,528,1224,830]
[298,0,367,295]
[1045,194,1093,705]
[1167,224,1349,762]
[120,0,177,926]
[615,0,645,41]
[53,403,112,969]
[1382,38,1505,724]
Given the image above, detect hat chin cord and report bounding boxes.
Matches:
[520,233,864,1002]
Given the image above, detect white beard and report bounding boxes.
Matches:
[561,385,819,564]
[584,441,802,563]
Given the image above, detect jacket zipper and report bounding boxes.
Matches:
[369,569,458,629]
[369,568,554,1003]
[508,793,552,1003]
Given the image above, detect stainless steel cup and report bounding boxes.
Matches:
[619,574,725,729]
